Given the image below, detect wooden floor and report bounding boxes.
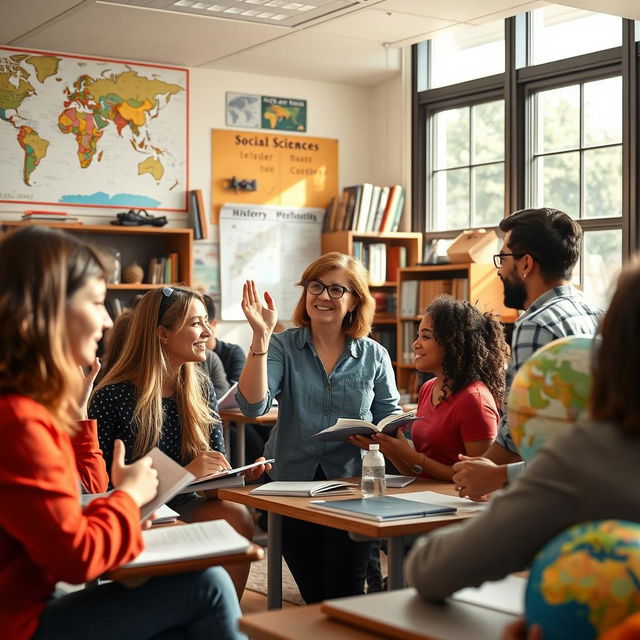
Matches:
[240,589,298,615]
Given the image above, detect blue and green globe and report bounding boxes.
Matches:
[508,336,593,462]
[526,520,640,640]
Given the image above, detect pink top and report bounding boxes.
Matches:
[411,378,499,469]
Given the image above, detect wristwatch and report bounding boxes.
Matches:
[410,462,422,474]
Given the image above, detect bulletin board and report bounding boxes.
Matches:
[211,129,338,223]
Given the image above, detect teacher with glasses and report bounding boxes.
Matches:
[237,251,401,603]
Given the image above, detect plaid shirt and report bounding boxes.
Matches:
[498,285,601,455]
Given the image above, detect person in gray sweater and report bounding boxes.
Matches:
[406,257,640,602]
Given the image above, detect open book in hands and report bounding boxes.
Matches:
[311,410,419,442]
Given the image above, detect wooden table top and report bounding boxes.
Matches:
[219,480,477,539]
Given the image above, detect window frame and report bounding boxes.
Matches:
[412,14,640,266]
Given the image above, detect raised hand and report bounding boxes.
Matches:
[111,439,158,507]
[241,280,277,337]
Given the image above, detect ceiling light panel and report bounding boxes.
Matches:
[99,0,358,26]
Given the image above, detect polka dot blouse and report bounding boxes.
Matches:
[90,380,224,473]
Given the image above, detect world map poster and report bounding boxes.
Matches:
[0,46,188,211]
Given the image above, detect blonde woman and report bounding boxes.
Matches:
[91,286,269,597]
[237,252,402,603]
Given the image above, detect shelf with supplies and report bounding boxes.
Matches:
[396,262,517,401]
[322,230,423,370]
[1,222,193,313]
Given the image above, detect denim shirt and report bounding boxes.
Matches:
[236,326,401,481]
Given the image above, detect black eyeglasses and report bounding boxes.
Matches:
[157,286,174,324]
[493,253,525,268]
[304,279,352,299]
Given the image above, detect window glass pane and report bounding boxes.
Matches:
[473,163,504,227]
[536,85,580,154]
[473,101,504,164]
[530,6,621,66]
[433,169,469,231]
[535,153,580,218]
[430,20,504,89]
[582,229,622,308]
[584,147,622,218]
[434,107,469,169]
[583,77,622,147]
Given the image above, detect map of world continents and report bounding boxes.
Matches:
[0,47,187,211]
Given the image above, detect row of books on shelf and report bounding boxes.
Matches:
[399,278,469,317]
[147,254,179,284]
[323,184,405,233]
[355,243,408,285]
[372,291,397,315]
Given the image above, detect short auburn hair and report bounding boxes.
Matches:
[291,252,375,339]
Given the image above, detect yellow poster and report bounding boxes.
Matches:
[211,129,338,223]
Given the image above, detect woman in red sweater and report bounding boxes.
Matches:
[0,226,245,640]
[352,295,509,480]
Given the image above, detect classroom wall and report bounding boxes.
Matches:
[0,53,408,348]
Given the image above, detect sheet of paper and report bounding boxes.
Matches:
[393,490,488,512]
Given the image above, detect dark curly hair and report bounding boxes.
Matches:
[424,295,509,406]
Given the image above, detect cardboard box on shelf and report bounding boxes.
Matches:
[447,229,498,264]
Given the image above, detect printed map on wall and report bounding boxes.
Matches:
[0,46,188,211]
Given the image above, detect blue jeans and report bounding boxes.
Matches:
[32,568,247,640]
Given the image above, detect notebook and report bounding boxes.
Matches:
[310,495,457,521]
[121,519,251,568]
[249,480,358,497]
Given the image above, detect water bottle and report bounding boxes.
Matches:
[361,444,386,498]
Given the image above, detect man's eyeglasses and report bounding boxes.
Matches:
[304,280,352,299]
[157,286,174,324]
[493,253,525,268]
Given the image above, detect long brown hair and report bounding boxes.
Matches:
[0,225,107,433]
[590,259,640,435]
[94,287,218,462]
[291,252,375,338]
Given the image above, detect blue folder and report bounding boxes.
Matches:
[309,495,456,521]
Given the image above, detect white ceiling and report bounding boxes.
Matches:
[1,0,639,86]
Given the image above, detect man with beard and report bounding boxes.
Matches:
[451,207,600,500]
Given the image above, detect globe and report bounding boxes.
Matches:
[526,520,640,640]
[508,336,593,463]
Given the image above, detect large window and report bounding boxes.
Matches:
[414,5,634,310]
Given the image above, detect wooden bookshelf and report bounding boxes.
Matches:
[1,222,193,313]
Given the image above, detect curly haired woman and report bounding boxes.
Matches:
[351,295,509,480]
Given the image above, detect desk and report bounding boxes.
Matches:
[240,586,518,640]
[219,481,475,609]
[219,408,278,466]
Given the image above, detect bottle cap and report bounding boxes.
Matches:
[368,444,380,451]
